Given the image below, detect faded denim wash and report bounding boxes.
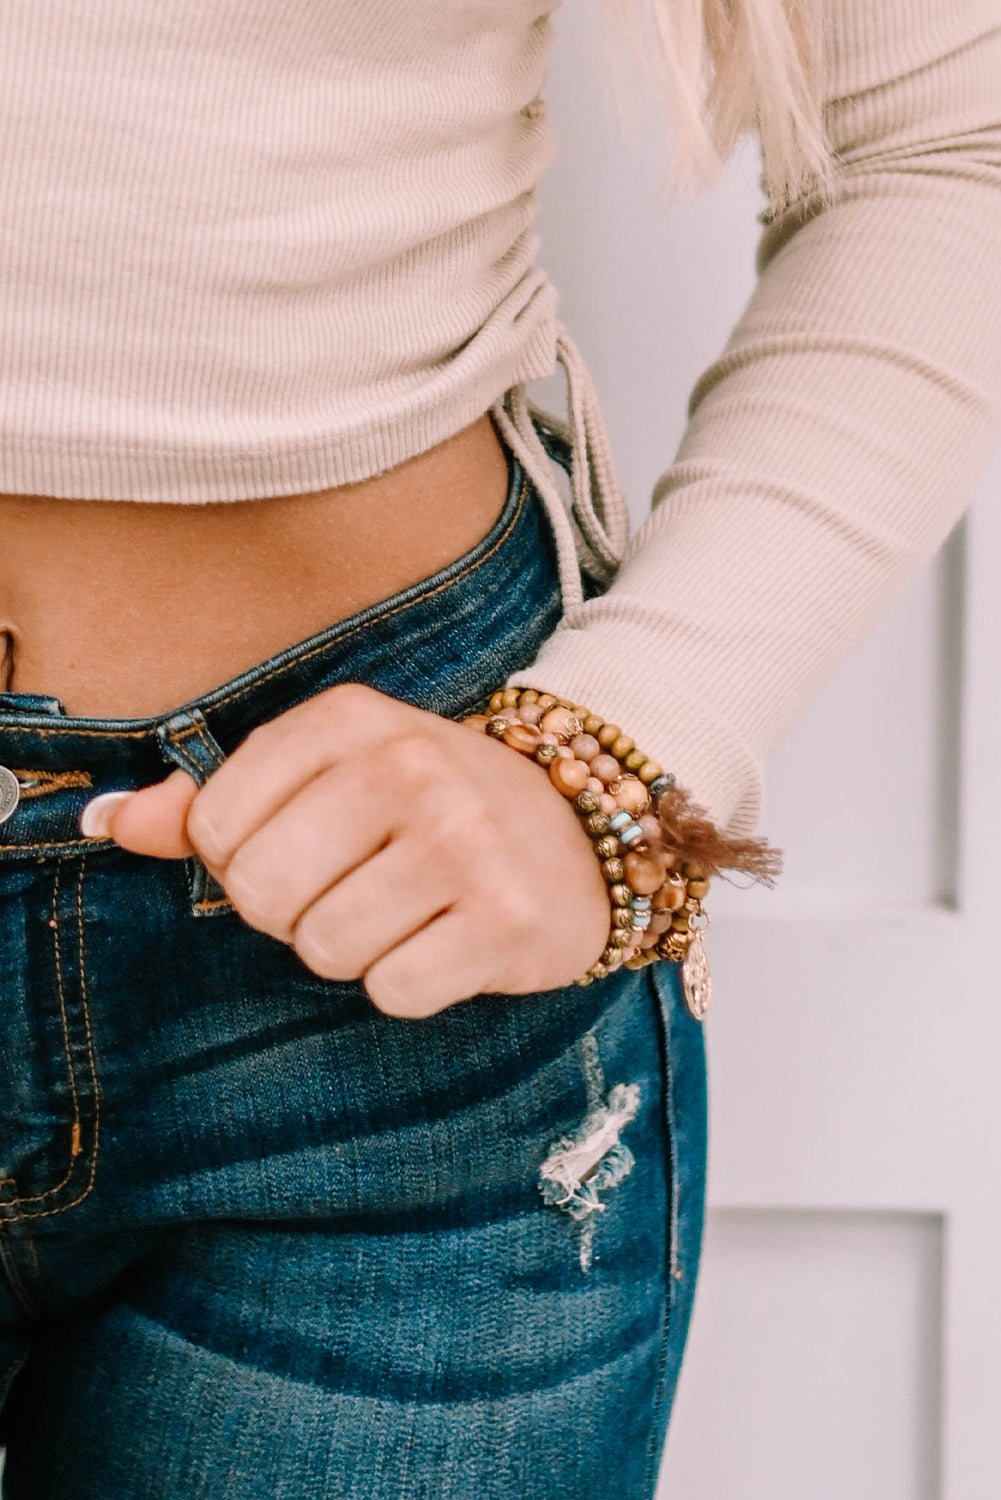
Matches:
[0,421,708,1498]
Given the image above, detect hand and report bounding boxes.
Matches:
[83,683,612,1017]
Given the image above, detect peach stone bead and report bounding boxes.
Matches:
[589,754,621,785]
[638,814,661,840]
[649,911,674,934]
[502,722,542,753]
[555,745,575,759]
[624,850,668,896]
[462,715,490,732]
[540,707,579,740]
[614,777,649,815]
[598,793,618,816]
[639,928,661,949]
[569,733,601,763]
[652,877,687,911]
[549,757,590,796]
[586,776,605,795]
[518,702,543,726]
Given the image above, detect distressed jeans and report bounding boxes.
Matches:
[0,423,708,1498]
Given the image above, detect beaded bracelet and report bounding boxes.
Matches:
[458,686,714,1020]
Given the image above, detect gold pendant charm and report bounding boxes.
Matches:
[681,925,712,1021]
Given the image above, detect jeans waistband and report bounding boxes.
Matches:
[0,425,576,861]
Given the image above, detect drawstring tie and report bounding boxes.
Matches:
[489,322,630,611]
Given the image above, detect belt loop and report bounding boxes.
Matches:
[153,708,233,917]
[153,707,226,785]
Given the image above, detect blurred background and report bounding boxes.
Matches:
[532,5,1001,1498]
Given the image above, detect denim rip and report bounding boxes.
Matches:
[538,1029,640,1272]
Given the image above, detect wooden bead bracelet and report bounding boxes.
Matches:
[458,686,716,1019]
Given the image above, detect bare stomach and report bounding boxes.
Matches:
[0,412,512,719]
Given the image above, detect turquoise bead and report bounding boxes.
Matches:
[631,911,652,930]
[631,896,652,910]
[608,810,632,831]
[619,823,642,845]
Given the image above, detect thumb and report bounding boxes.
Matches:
[79,768,199,858]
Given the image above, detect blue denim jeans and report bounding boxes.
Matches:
[0,425,708,1499]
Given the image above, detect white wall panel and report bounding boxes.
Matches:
[659,1210,944,1500]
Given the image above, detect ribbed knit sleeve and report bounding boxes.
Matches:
[505,0,1001,839]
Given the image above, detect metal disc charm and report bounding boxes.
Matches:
[681,928,712,1021]
[0,765,20,827]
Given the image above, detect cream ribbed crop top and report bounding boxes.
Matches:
[2,1,1001,840]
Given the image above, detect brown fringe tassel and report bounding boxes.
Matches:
[656,783,783,888]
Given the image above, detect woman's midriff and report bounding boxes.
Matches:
[0,412,513,719]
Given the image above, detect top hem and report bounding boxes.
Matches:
[0,318,560,504]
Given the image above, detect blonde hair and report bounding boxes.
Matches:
[599,0,834,211]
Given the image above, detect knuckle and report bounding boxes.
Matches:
[489,883,536,942]
[364,960,438,1019]
[222,855,271,920]
[293,909,355,981]
[378,731,448,784]
[185,797,225,863]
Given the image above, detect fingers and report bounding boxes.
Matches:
[290,835,454,979]
[221,759,399,939]
[363,908,496,1019]
[218,735,475,938]
[185,682,406,867]
[83,770,199,858]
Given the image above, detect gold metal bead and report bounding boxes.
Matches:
[574,790,600,816]
[575,973,594,986]
[585,812,611,837]
[597,723,621,749]
[501,687,520,708]
[610,734,635,760]
[583,714,605,736]
[518,689,540,704]
[485,716,510,738]
[595,835,619,859]
[489,691,505,714]
[609,883,632,906]
[607,929,631,949]
[534,742,559,764]
[687,877,711,900]
[624,951,658,970]
[658,933,688,961]
[612,907,635,930]
[638,760,664,785]
[602,858,626,883]
[671,911,693,932]
[624,748,647,773]
[536,694,558,712]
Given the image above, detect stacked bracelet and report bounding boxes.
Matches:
[458,686,714,1020]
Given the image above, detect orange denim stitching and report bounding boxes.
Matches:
[9,768,93,797]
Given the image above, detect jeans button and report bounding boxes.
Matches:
[0,765,20,825]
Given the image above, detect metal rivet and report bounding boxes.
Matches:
[0,765,20,826]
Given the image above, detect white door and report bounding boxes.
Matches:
[538,8,1001,1496]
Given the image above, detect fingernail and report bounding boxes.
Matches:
[79,790,136,839]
